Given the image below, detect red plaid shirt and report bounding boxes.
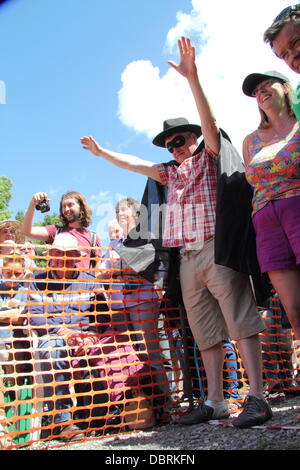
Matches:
[156,147,218,248]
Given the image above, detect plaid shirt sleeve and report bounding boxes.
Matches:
[156,163,172,186]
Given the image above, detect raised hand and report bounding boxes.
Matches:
[32,192,49,205]
[168,36,197,79]
[80,136,103,156]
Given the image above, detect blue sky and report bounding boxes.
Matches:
[0,0,298,246]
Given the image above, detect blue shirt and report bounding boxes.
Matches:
[0,283,28,342]
[28,270,109,336]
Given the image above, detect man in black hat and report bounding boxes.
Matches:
[81,36,271,428]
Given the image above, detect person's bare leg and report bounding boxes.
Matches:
[178,341,229,425]
[236,334,264,399]
[200,342,224,402]
[268,268,300,339]
[232,334,273,428]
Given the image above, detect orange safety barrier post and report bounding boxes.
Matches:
[0,243,299,449]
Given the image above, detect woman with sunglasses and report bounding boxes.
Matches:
[242,71,300,358]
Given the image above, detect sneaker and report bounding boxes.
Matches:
[178,401,229,425]
[232,395,272,428]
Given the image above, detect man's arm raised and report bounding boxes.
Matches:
[168,37,220,155]
[80,136,162,183]
[22,192,51,241]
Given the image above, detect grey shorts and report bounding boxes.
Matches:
[179,238,265,351]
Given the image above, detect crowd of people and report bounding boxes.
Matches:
[1,4,300,448]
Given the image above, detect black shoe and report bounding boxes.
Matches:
[178,401,229,425]
[232,395,272,428]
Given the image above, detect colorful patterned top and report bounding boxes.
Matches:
[245,125,300,214]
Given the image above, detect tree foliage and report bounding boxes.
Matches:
[0,177,62,267]
[15,210,25,222]
[35,212,61,227]
[0,175,13,221]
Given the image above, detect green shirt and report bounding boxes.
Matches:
[292,82,300,123]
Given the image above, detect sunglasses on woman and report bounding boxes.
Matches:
[166,135,186,153]
[251,79,278,97]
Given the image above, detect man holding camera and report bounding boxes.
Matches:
[22,190,101,269]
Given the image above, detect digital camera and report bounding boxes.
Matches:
[35,199,50,213]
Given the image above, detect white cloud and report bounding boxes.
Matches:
[166,0,208,52]
[47,185,59,196]
[118,0,299,154]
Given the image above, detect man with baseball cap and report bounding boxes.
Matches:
[264,4,300,121]
[28,232,109,441]
[81,36,271,428]
[29,233,156,440]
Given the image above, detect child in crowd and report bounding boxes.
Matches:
[0,256,28,448]
[20,240,37,278]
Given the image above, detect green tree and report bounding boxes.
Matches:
[36,212,61,227]
[0,175,12,221]
[15,210,25,222]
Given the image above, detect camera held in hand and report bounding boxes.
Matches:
[36,199,50,213]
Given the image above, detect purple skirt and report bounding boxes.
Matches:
[253,195,300,273]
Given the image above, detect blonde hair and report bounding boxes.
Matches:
[3,256,25,268]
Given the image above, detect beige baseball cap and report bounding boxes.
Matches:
[47,232,86,257]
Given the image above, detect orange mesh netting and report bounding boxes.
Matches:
[0,244,299,449]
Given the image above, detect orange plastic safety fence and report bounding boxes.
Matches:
[0,244,299,449]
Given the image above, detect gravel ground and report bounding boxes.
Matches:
[22,394,300,452]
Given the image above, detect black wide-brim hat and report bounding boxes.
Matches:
[152,117,202,148]
[242,70,290,97]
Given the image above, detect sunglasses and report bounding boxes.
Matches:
[273,4,300,23]
[166,135,186,153]
[251,79,278,97]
